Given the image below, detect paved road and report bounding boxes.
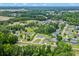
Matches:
[16,41,57,48]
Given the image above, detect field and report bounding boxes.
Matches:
[0,16,14,21]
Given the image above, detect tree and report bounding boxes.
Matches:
[35,23,58,34]
[52,33,74,56]
[57,34,62,41]
[0,32,18,44]
[2,44,13,56]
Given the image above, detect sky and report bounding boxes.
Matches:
[0,0,79,7]
[0,3,79,7]
[0,0,79,3]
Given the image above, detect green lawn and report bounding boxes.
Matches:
[72,44,79,48]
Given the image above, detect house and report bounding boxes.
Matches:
[75,26,79,30]
[70,38,78,44]
[63,38,68,42]
[52,38,58,42]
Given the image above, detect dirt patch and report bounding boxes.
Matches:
[0,16,14,21]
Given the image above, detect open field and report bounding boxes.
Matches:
[0,16,14,21]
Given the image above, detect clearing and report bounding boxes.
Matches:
[0,16,14,21]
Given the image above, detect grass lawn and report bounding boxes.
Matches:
[72,44,79,48]
[33,39,41,43]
